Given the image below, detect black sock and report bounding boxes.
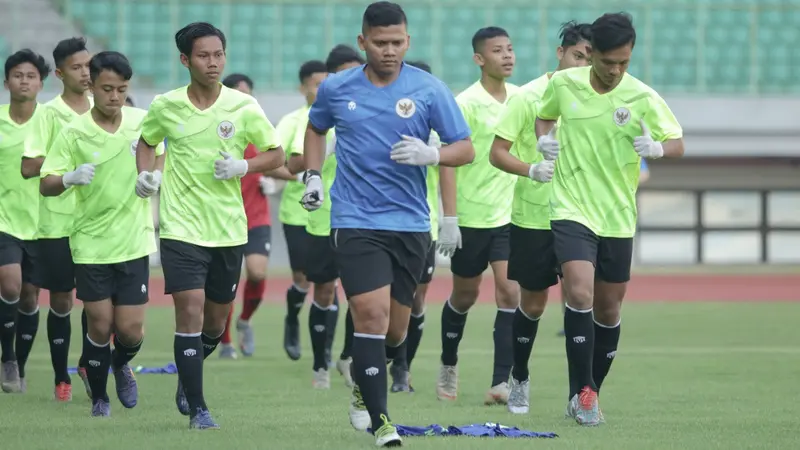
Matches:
[511,308,541,382]
[566,331,578,399]
[309,302,328,371]
[112,334,143,370]
[84,334,111,401]
[564,307,596,393]
[593,320,621,393]
[174,334,207,412]
[79,308,88,367]
[406,313,424,370]
[339,308,354,360]
[385,340,404,365]
[440,300,467,366]
[325,292,340,356]
[285,285,307,323]
[201,332,222,359]
[0,298,17,363]
[492,309,515,386]
[15,309,39,379]
[47,310,72,384]
[352,335,390,430]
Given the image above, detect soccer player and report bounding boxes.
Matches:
[0,49,50,394]
[285,47,360,388]
[134,22,285,429]
[489,21,591,414]
[534,13,684,426]
[301,2,474,446]
[217,73,291,359]
[388,59,444,394]
[20,36,92,402]
[437,26,519,405]
[39,51,160,417]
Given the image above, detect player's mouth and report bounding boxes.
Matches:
[381,60,398,67]
[206,71,220,78]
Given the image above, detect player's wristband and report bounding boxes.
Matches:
[303,169,321,184]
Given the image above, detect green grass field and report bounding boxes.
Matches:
[4,301,799,450]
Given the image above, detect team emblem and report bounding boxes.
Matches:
[130,139,139,155]
[347,101,357,111]
[395,98,416,118]
[613,107,631,126]
[217,120,235,140]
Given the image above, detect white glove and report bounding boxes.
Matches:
[300,172,324,211]
[427,132,442,149]
[390,135,440,166]
[214,151,249,180]
[259,176,277,196]
[62,163,95,187]
[325,136,337,158]
[436,216,462,258]
[633,119,664,159]
[296,172,305,182]
[528,160,555,183]
[135,170,162,198]
[537,125,560,161]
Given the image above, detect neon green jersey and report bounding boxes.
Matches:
[495,73,552,230]
[140,85,282,247]
[455,80,520,228]
[537,66,682,237]
[24,95,93,238]
[40,107,165,264]
[0,104,43,240]
[426,164,440,241]
[278,106,310,226]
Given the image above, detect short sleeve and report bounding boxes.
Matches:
[494,93,531,143]
[243,100,281,151]
[537,77,561,121]
[308,79,334,131]
[23,108,52,159]
[645,94,683,141]
[140,96,166,146]
[40,130,75,177]
[154,139,166,156]
[430,81,471,144]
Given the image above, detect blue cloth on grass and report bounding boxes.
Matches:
[68,363,178,374]
[368,422,557,438]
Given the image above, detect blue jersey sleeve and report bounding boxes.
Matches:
[429,80,471,144]
[640,159,649,172]
[308,79,334,131]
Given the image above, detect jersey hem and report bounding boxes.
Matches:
[306,229,330,237]
[158,234,247,248]
[72,250,155,265]
[509,221,550,231]
[280,219,309,227]
[330,224,431,233]
[0,229,37,241]
[456,220,512,229]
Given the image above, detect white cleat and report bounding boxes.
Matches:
[349,384,371,432]
[507,375,530,414]
[336,358,354,387]
[312,368,330,390]
[436,365,458,401]
[484,381,510,405]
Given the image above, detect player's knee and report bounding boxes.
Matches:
[313,282,336,307]
[17,284,39,313]
[386,328,406,347]
[450,282,480,311]
[564,282,593,310]
[115,318,145,345]
[49,292,72,315]
[291,271,309,288]
[87,316,114,343]
[495,280,520,309]
[592,299,622,326]
[520,289,548,318]
[0,279,21,303]
[174,299,204,332]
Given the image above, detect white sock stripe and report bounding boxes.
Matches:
[202,330,225,340]
[86,334,110,348]
[353,332,385,340]
[565,304,593,314]
[0,294,19,305]
[411,310,426,318]
[446,298,467,315]
[517,307,541,322]
[49,308,71,318]
[497,308,516,314]
[175,332,202,337]
[18,307,39,316]
[594,319,621,328]
[292,283,308,294]
[310,300,332,311]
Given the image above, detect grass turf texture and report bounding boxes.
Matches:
[3,301,798,449]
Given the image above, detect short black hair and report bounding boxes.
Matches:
[298,60,327,83]
[53,37,88,68]
[590,13,636,53]
[325,45,365,73]
[5,49,51,80]
[559,21,592,47]
[471,26,510,53]
[89,51,133,82]
[222,73,253,90]
[362,1,407,32]
[406,60,431,74]
[175,22,227,56]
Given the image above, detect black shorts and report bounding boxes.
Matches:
[0,233,39,285]
[306,234,338,284]
[244,225,272,257]
[450,224,511,278]
[36,237,75,292]
[75,256,150,306]
[331,229,431,307]
[160,238,244,304]
[508,225,559,292]
[551,220,634,283]
[418,240,437,285]
[283,224,312,272]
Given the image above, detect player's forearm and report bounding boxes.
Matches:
[286,154,306,175]
[154,154,166,173]
[265,165,295,181]
[661,138,685,158]
[40,175,66,197]
[304,126,326,172]
[489,137,529,177]
[246,146,286,173]
[135,141,156,174]
[437,139,475,167]
[535,118,557,139]
[20,157,44,179]
[438,166,457,216]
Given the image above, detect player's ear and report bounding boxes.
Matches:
[357,34,366,51]
[556,46,564,62]
[179,53,190,69]
[2,80,8,91]
[54,68,63,80]
[472,53,484,67]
